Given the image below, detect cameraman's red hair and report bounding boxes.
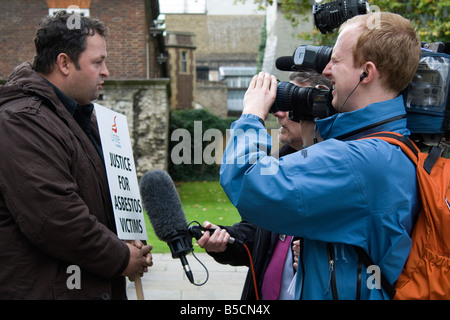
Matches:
[340,12,421,95]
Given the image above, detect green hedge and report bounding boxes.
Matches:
[168,109,237,181]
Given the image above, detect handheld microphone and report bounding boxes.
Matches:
[139,169,194,283]
[188,225,243,245]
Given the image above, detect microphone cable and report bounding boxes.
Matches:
[187,220,260,299]
[187,221,209,286]
[325,77,364,140]
[190,250,209,286]
[242,242,259,300]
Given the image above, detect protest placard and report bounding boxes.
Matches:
[94,103,147,241]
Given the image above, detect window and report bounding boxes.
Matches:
[196,66,209,81]
[219,66,257,114]
[227,89,247,112]
[181,51,188,74]
[49,8,90,17]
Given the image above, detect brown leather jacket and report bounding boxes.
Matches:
[0,63,129,299]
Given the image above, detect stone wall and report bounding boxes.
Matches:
[195,80,228,118]
[97,79,171,179]
[164,14,264,64]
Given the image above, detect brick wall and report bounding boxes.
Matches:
[0,0,163,80]
[0,1,48,79]
[91,0,148,79]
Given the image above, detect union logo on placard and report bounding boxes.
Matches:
[111,116,121,148]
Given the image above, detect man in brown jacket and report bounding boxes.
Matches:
[0,11,152,299]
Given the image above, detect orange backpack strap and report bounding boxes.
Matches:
[353,246,396,300]
[362,131,441,175]
[355,131,424,300]
[362,131,419,163]
[358,131,449,299]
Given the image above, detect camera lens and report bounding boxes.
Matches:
[313,0,369,34]
[270,82,334,121]
[270,82,317,118]
[270,82,307,113]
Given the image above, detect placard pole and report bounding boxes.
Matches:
[135,275,144,300]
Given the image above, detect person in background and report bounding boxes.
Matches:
[198,71,330,300]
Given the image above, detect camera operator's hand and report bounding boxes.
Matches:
[243,72,277,121]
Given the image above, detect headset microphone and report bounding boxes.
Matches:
[339,72,367,113]
[326,72,367,139]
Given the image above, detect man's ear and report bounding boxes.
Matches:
[56,53,71,76]
[361,61,377,83]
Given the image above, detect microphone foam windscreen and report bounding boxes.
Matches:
[275,56,295,71]
[139,170,188,242]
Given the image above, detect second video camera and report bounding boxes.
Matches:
[270,44,333,120]
[268,0,364,121]
[270,81,333,121]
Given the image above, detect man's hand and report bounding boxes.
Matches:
[196,221,230,253]
[292,239,300,271]
[242,72,277,121]
[122,240,153,281]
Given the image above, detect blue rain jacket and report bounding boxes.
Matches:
[220,96,419,300]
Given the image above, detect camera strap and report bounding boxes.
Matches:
[334,114,406,141]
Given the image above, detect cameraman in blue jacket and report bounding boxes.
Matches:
[220,12,422,299]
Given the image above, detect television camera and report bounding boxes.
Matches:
[270,0,450,148]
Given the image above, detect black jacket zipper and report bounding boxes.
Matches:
[326,243,338,300]
[299,237,305,300]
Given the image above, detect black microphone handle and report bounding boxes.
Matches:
[180,254,194,284]
[166,234,195,283]
[188,225,242,245]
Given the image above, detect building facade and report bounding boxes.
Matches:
[160,0,265,116]
[0,0,170,175]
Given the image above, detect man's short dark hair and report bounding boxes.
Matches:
[289,70,331,88]
[32,11,108,74]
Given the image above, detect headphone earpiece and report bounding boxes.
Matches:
[360,72,368,81]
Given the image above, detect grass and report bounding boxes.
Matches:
[143,181,242,253]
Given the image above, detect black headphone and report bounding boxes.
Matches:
[360,72,368,81]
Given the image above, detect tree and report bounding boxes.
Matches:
[237,0,449,44]
[374,0,449,43]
